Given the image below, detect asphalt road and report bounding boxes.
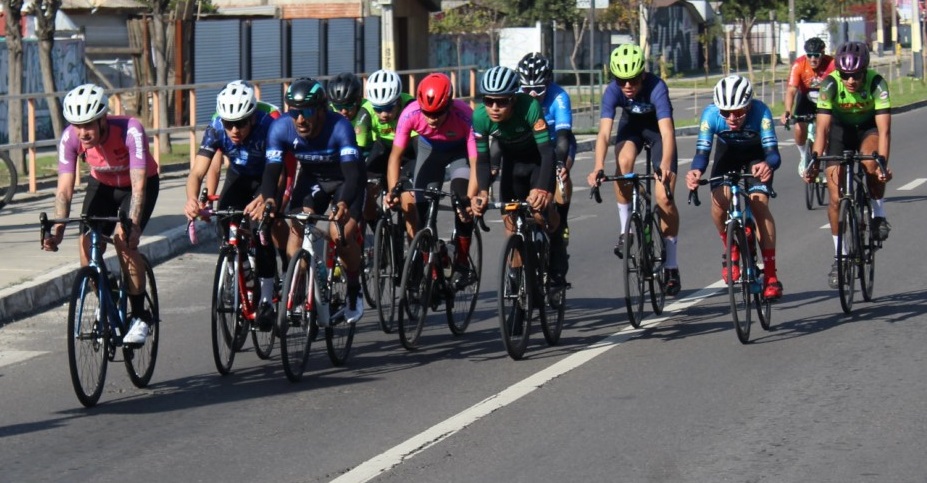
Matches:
[2,109,926,482]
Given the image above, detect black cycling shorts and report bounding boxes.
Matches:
[615,114,678,173]
[81,175,160,236]
[710,144,774,195]
[289,175,364,221]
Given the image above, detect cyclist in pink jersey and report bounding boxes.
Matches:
[43,84,160,344]
[386,73,482,288]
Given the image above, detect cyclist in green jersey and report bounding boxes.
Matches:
[808,41,893,288]
[472,66,567,288]
[355,69,418,231]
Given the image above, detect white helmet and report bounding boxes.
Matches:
[365,69,402,106]
[63,83,108,124]
[713,75,753,111]
[216,80,257,121]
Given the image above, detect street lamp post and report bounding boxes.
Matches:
[914,0,924,78]
[789,0,796,63]
[380,0,395,70]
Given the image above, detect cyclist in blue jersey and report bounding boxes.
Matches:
[245,77,366,323]
[516,52,574,288]
[586,44,682,296]
[685,75,783,300]
[184,80,284,330]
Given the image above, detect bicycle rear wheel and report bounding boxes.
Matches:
[373,218,398,333]
[398,229,434,350]
[361,230,377,308]
[836,199,858,314]
[858,199,875,302]
[279,252,313,382]
[211,249,239,375]
[0,151,16,211]
[538,242,564,346]
[446,228,482,336]
[805,181,815,210]
[623,214,646,328]
[727,222,753,344]
[648,211,666,315]
[325,250,355,366]
[499,234,532,360]
[251,278,277,361]
[124,255,159,387]
[67,267,108,407]
[815,178,827,206]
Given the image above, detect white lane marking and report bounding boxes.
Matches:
[0,350,47,368]
[897,178,926,191]
[333,283,725,483]
[820,223,830,230]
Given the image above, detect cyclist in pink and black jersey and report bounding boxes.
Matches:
[44,83,160,344]
[386,73,481,288]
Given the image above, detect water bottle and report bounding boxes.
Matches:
[745,225,756,249]
[242,250,255,295]
[643,215,652,245]
[562,226,570,247]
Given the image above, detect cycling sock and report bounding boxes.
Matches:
[260,277,274,303]
[665,236,678,269]
[617,203,630,234]
[833,235,840,255]
[871,198,886,217]
[454,235,471,266]
[346,270,360,288]
[129,293,146,317]
[762,248,777,278]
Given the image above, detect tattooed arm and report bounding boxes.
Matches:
[42,171,77,252]
[127,167,147,249]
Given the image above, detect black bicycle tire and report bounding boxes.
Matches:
[498,234,531,360]
[325,248,355,366]
[373,218,398,333]
[836,199,857,314]
[648,211,667,315]
[124,255,159,387]
[727,221,752,344]
[815,179,827,206]
[279,252,312,382]
[68,266,108,407]
[0,151,17,210]
[210,249,238,375]
[624,214,646,328]
[858,198,876,302]
[805,180,815,210]
[398,229,433,350]
[447,227,482,336]
[538,232,564,346]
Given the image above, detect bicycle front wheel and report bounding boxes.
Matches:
[727,222,753,344]
[0,151,16,211]
[648,211,666,315]
[815,177,827,206]
[325,250,355,366]
[499,234,532,360]
[398,229,434,350]
[623,214,646,328]
[211,249,239,375]
[836,199,858,314]
[858,199,876,302]
[538,244,564,346]
[804,181,815,210]
[67,267,108,407]
[279,252,313,382]
[124,255,159,387]
[446,228,482,336]
[373,218,398,333]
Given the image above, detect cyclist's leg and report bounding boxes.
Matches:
[614,118,644,232]
[824,122,853,254]
[447,159,475,270]
[329,180,365,322]
[859,126,891,240]
[114,175,159,342]
[746,172,782,298]
[709,148,738,280]
[644,126,681,292]
[364,140,390,231]
[793,93,813,172]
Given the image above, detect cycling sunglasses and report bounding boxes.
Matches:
[332,102,357,111]
[521,85,547,97]
[290,106,320,118]
[616,74,643,87]
[483,96,514,108]
[422,107,449,119]
[839,71,864,81]
[806,53,823,59]
[372,102,397,113]
[221,118,250,130]
[720,107,748,119]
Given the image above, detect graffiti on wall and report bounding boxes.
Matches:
[430,34,492,94]
[0,38,85,144]
[652,4,699,74]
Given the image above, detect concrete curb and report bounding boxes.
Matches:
[0,219,216,326]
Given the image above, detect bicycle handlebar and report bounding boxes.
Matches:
[687,172,778,207]
[808,151,887,178]
[783,113,815,130]
[40,210,132,248]
[589,167,672,203]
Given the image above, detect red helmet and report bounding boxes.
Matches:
[417,73,452,114]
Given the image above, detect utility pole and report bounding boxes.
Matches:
[914,0,924,78]
[380,0,395,70]
[875,0,884,56]
[789,0,796,62]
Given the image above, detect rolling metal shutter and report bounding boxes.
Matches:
[250,19,284,109]
[194,20,241,125]
[363,17,381,73]
[290,19,323,78]
[327,19,357,75]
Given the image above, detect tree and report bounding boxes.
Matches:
[431,0,510,66]
[720,0,777,82]
[30,0,64,139]
[4,0,25,171]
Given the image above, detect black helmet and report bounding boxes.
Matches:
[286,77,327,109]
[804,37,826,55]
[327,72,362,105]
[517,52,553,88]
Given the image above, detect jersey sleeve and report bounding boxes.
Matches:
[57,126,80,175]
[650,79,673,120]
[692,107,718,172]
[599,82,621,120]
[392,103,416,150]
[872,75,891,113]
[787,58,804,88]
[197,119,223,158]
[264,117,289,165]
[354,109,373,150]
[472,107,491,154]
[527,98,550,146]
[125,118,150,171]
[552,90,573,131]
[758,103,782,170]
[815,76,838,113]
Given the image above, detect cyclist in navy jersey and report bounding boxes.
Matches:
[685,75,783,300]
[185,80,286,329]
[245,77,366,323]
[516,52,574,288]
[587,44,682,296]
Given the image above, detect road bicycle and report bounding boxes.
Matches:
[785,113,826,210]
[188,193,277,375]
[396,187,482,350]
[40,211,159,407]
[276,209,354,382]
[0,150,17,211]
[810,151,885,314]
[590,142,669,328]
[485,200,566,360]
[367,177,407,333]
[689,170,774,344]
